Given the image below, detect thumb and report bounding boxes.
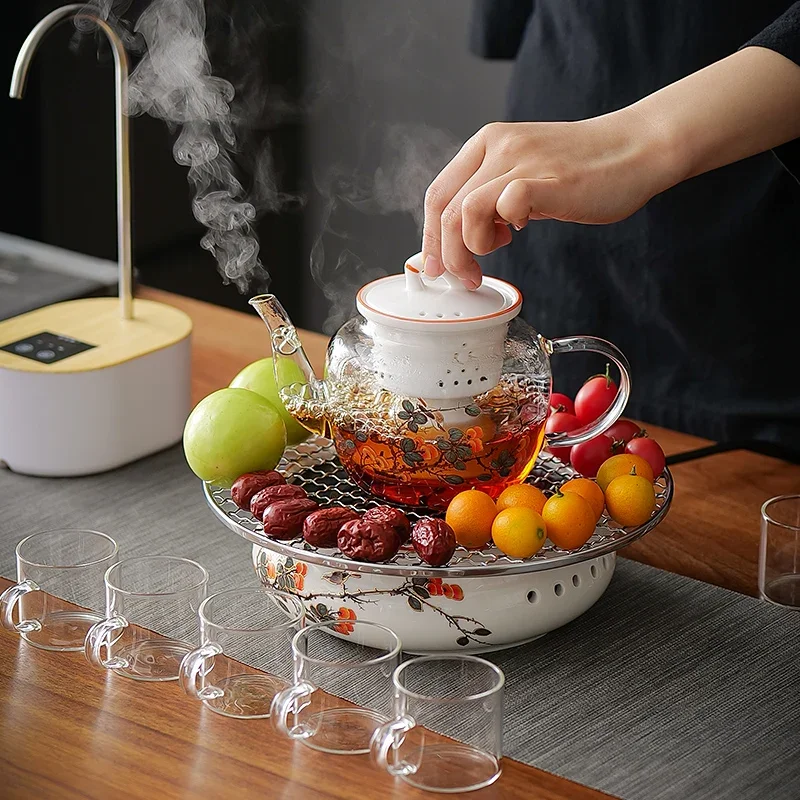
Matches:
[496,178,566,227]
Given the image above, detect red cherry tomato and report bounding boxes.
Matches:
[545,411,581,463]
[574,365,618,425]
[550,392,575,416]
[625,437,666,477]
[605,419,644,445]
[570,434,617,478]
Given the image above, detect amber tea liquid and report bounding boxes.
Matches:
[299,375,549,510]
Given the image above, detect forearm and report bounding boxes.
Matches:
[630,46,800,190]
[423,35,800,277]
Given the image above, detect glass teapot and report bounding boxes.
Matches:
[250,253,630,509]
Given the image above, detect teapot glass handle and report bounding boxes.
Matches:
[544,335,631,448]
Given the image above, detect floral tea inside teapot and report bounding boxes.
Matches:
[250,253,631,509]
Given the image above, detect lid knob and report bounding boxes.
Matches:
[404,252,473,296]
[404,256,425,293]
[358,252,522,329]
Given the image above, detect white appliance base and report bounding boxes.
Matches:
[0,336,191,477]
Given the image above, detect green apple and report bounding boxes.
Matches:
[183,388,286,486]
[229,358,310,445]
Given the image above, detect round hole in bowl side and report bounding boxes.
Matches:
[526,590,538,604]
[554,583,564,597]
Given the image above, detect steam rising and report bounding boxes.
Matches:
[128,0,268,289]
[311,123,459,332]
[79,1,462,322]
[85,0,304,291]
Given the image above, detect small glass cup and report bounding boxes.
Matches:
[371,655,505,793]
[84,556,208,681]
[760,495,800,610]
[0,529,118,651]
[179,587,306,718]
[270,620,401,755]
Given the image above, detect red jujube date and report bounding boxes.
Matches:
[262,498,319,540]
[250,483,307,520]
[411,518,456,566]
[363,506,411,544]
[231,470,285,509]
[337,518,401,563]
[303,507,361,548]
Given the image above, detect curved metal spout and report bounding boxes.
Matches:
[10,4,133,320]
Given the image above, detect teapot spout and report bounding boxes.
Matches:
[249,294,328,437]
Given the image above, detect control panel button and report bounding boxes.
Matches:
[1,332,96,364]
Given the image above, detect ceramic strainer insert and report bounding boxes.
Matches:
[356,252,522,405]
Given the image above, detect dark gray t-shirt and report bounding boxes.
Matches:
[471,1,800,455]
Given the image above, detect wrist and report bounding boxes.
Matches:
[616,101,690,196]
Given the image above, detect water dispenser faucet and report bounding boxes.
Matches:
[10,4,133,320]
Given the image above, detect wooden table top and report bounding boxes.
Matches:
[2,287,797,800]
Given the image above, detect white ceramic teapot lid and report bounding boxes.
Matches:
[356,252,522,331]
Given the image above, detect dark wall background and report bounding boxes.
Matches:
[3,2,510,333]
[301,0,512,332]
[3,1,307,323]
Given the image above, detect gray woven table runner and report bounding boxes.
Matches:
[2,446,798,800]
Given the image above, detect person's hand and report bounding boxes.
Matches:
[423,46,800,288]
[422,107,677,287]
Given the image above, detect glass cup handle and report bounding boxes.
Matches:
[544,335,632,448]
[270,681,314,739]
[0,579,42,634]
[179,643,224,700]
[84,616,128,670]
[370,715,416,777]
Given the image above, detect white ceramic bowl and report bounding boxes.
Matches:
[251,544,616,653]
[204,437,672,654]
